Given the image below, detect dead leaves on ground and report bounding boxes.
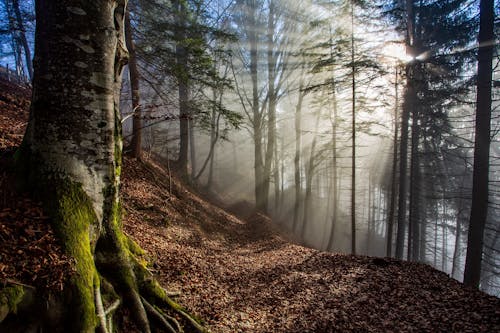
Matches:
[0,196,75,292]
[121,157,500,333]
[0,81,74,293]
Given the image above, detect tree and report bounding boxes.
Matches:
[14,1,203,331]
[125,6,142,159]
[10,0,32,79]
[463,0,495,288]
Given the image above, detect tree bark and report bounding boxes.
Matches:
[463,0,494,288]
[12,1,204,332]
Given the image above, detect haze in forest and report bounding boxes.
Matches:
[0,0,498,306]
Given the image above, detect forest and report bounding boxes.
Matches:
[0,0,499,332]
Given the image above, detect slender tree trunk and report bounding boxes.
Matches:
[4,0,23,78]
[175,0,189,178]
[327,32,339,252]
[463,0,494,288]
[273,135,280,212]
[293,74,305,232]
[262,0,276,214]
[125,10,142,159]
[189,118,197,179]
[301,108,321,240]
[408,101,421,261]
[442,191,448,272]
[350,2,356,255]
[387,66,399,257]
[246,2,265,212]
[11,0,33,80]
[396,0,417,260]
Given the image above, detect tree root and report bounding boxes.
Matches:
[130,254,209,333]
[141,296,179,333]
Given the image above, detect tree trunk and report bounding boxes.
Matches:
[13,2,203,332]
[125,9,142,159]
[175,0,190,178]
[326,31,338,252]
[16,1,150,331]
[396,0,417,260]
[262,1,277,214]
[463,0,494,289]
[408,98,421,261]
[11,0,33,80]
[189,118,197,180]
[387,65,399,257]
[301,108,321,240]
[350,2,356,255]
[293,73,305,232]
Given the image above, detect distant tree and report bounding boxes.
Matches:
[125,6,142,159]
[1,0,33,79]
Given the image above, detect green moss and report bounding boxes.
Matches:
[126,237,145,257]
[0,285,24,314]
[50,180,98,332]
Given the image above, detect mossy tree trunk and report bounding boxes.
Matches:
[11,1,203,332]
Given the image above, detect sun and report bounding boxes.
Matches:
[380,42,414,64]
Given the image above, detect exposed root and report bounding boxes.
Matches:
[130,253,209,333]
[166,290,182,297]
[142,296,179,333]
[95,283,108,333]
[105,299,121,315]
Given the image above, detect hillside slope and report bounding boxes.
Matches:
[1,79,499,332]
[121,157,500,333]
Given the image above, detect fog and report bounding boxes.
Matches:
[118,0,500,295]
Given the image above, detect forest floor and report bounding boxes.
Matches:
[1,78,500,332]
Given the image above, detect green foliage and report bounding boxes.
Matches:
[134,0,238,131]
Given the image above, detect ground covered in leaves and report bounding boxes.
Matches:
[122,158,500,333]
[1,77,499,332]
[0,79,74,294]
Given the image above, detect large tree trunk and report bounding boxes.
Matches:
[12,1,203,332]
[125,9,142,160]
[463,0,494,288]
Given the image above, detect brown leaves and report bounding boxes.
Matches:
[0,198,75,292]
[120,156,500,333]
[0,82,74,293]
